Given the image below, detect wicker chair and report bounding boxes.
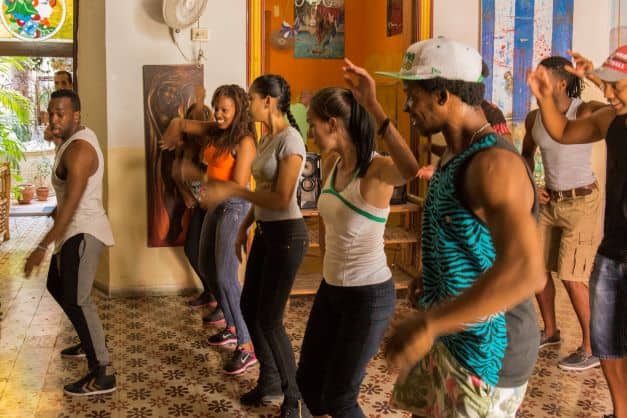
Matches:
[0,163,10,242]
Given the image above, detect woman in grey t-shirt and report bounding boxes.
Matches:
[201,74,309,417]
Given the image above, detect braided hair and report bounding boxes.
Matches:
[540,56,583,98]
[250,74,301,132]
[309,87,375,177]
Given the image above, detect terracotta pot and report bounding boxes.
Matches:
[36,187,49,201]
[18,184,34,205]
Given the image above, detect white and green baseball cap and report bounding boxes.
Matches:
[376,37,484,82]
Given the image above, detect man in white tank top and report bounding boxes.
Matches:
[24,90,116,397]
[522,56,606,372]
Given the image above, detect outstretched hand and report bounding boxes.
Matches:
[342,58,379,115]
[527,66,554,102]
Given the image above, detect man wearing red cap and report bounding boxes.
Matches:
[528,46,627,418]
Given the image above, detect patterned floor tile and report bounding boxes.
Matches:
[0,218,615,417]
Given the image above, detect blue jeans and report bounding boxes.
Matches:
[590,253,627,359]
[241,219,309,402]
[199,198,251,345]
[297,279,396,418]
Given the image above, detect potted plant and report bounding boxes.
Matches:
[0,57,31,204]
[34,156,52,201]
[13,183,34,204]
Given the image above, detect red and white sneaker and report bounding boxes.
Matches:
[224,348,257,375]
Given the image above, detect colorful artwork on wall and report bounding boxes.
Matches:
[481,0,574,128]
[294,0,345,59]
[387,0,403,37]
[142,65,203,247]
[0,0,67,41]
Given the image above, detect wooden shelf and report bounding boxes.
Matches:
[294,201,422,296]
[301,202,420,217]
[291,267,414,296]
[384,226,418,244]
[301,208,319,217]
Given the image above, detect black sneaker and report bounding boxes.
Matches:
[208,328,237,346]
[239,385,283,405]
[61,343,86,359]
[280,400,311,418]
[188,292,217,309]
[224,348,257,375]
[63,365,117,397]
[202,308,225,326]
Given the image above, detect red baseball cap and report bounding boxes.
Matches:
[592,45,627,82]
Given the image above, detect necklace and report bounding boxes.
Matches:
[469,122,491,145]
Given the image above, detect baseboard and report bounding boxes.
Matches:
[93,281,201,298]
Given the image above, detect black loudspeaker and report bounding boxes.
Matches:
[298,153,321,209]
[390,184,407,205]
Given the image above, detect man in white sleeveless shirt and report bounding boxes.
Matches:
[522,56,606,372]
[24,90,116,396]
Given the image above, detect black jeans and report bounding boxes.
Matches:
[297,279,396,417]
[240,218,309,402]
[184,206,212,295]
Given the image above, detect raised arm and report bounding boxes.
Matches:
[528,63,614,144]
[521,110,538,171]
[343,58,420,183]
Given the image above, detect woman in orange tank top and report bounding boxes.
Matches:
[173,85,258,375]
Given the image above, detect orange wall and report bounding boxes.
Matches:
[264,0,414,137]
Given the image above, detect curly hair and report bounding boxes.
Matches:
[210,84,257,156]
[408,77,485,106]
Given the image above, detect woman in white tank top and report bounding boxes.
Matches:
[296,62,420,417]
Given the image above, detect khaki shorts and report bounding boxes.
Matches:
[539,186,602,282]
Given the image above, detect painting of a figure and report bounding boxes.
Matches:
[387,0,403,37]
[143,64,203,247]
[294,0,344,59]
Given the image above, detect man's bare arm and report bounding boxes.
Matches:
[427,149,545,335]
[39,140,97,247]
[521,110,538,171]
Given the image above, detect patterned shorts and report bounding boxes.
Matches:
[390,343,528,418]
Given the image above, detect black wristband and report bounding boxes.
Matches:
[377,117,391,136]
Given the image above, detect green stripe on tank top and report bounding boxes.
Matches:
[320,189,387,223]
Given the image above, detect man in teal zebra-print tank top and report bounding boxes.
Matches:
[377,37,545,417]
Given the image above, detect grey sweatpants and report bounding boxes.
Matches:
[47,234,109,369]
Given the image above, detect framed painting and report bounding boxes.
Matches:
[142,64,203,247]
[387,0,403,36]
[294,0,345,59]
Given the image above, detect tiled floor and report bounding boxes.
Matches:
[0,217,614,417]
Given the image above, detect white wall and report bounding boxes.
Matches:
[77,0,248,295]
[105,0,247,149]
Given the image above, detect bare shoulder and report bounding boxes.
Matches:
[465,147,532,207]
[62,139,98,172]
[525,109,538,128]
[237,135,257,151]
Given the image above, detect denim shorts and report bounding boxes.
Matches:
[589,253,627,359]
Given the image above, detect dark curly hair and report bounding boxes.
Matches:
[210,84,257,156]
[309,87,375,177]
[408,78,485,106]
[250,74,300,132]
[539,56,583,98]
